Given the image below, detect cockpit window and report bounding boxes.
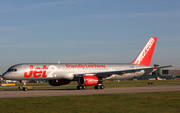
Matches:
[7,69,17,72]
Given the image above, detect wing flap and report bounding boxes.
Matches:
[75,65,174,78]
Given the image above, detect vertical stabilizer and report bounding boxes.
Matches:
[131,37,157,66]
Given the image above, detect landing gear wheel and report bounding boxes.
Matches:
[95,85,100,89]
[100,84,104,89]
[77,85,86,90]
[77,85,81,89]
[82,86,86,89]
[23,87,27,91]
[95,84,104,89]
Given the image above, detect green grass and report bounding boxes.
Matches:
[0,91,180,113]
[1,80,180,112]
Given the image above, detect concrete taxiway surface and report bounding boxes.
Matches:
[0,85,180,98]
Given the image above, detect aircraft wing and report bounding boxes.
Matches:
[82,65,174,78]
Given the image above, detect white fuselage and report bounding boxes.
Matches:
[2,63,150,81]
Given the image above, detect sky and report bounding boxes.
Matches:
[0,0,180,74]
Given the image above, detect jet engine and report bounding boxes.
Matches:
[78,76,102,86]
[48,80,71,86]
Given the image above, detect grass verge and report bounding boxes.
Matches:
[0,91,180,113]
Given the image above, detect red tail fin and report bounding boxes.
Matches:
[131,37,157,66]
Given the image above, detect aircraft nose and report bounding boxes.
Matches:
[2,72,10,79]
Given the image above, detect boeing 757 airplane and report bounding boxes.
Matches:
[2,37,173,91]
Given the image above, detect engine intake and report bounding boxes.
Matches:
[48,80,70,86]
[78,76,102,86]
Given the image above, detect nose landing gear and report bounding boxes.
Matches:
[18,80,27,91]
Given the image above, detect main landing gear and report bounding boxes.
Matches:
[77,85,86,89]
[77,84,105,90]
[95,84,104,89]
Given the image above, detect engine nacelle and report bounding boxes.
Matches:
[48,80,70,86]
[78,76,102,86]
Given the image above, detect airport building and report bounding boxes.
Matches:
[133,64,180,80]
[162,68,180,77]
[150,64,180,77]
